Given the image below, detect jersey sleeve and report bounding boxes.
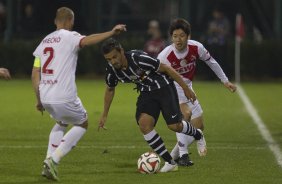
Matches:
[68,31,85,51]
[197,43,229,83]
[194,41,228,83]
[197,42,212,61]
[33,43,42,58]
[204,57,229,83]
[105,66,118,88]
[134,53,161,72]
[157,48,170,66]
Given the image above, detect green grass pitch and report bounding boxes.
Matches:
[0,79,281,184]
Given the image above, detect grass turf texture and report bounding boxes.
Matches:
[0,80,281,184]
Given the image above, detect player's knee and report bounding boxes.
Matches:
[167,123,182,132]
[199,124,204,131]
[191,117,204,130]
[138,114,155,134]
[182,109,192,121]
[180,106,192,121]
[139,123,154,134]
[183,111,192,122]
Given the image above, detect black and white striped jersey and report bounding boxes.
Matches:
[105,50,173,92]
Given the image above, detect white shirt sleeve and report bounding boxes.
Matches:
[33,43,42,58]
[198,43,229,83]
[204,57,229,83]
[68,31,85,52]
[157,47,171,66]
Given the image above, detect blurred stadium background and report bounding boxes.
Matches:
[0,0,281,81]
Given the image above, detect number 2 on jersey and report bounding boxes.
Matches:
[42,47,54,74]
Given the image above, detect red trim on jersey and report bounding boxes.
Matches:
[166,45,199,81]
[203,50,211,61]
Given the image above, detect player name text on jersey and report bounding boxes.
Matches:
[42,37,61,44]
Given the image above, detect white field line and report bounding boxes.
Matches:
[237,84,282,167]
[0,145,267,150]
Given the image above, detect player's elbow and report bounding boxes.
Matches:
[80,36,93,48]
[79,38,87,48]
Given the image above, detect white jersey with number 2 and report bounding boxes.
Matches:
[33,29,85,104]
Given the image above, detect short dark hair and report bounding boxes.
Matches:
[169,18,191,36]
[101,38,122,54]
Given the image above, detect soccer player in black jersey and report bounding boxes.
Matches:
[98,38,207,172]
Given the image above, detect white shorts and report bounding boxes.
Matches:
[176,86,203,119]
[186,100,203,119]
[43,97,88,125]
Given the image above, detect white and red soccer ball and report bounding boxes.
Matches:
[137,152,161,174]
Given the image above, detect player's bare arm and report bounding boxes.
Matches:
[98,86,116,131]
[157,63,196,103]
[31,66,44,113]
[0,68,11,80]
[80,24,126,47]
[224,81,237,92]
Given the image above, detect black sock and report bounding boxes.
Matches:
[193,130,202,140]
[144,130,173,163]
[181,120,201,140]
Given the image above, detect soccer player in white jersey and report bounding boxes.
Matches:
[31,7,126,181]
[0,68,11,80]
[158,18,237,166]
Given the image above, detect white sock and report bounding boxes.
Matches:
[186,135,195,147]
[52,126,86,164]
[176,132,188,157]
[46,124,67,158]
[170,143,179,160]
[181,120,188,133]
[176,132,195,157]
[143,129,157,141]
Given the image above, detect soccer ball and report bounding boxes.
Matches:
[137,152,161,174]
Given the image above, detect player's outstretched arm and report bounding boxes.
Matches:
[202,57,237,92]
[98,86,116,131]
[158,63,196,103]
[0,68,11,80]
[81,24,126,47]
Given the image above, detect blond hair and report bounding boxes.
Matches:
[55,7,74,23]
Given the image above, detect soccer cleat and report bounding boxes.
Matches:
[41,164,49,178]
[196,129,207,157]
[176,154,194,166]
[43,157,59,181]
[159,162,178,173]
